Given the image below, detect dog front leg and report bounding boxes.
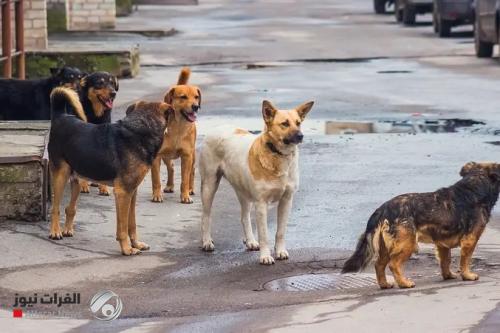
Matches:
[275,191,293,260]
[114,185,139,255]
[151,156,163,203]
[180,152,194,204]
[129,190,150,251]
[163,157,175,193]
[189,150,196,195]
[256,201,274,265]
[460,226,485,281]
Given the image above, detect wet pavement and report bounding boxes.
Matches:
[2,0,500,332]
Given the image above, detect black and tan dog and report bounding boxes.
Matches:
[0,66,83,120]
[342,162,500,289]
[48,87,172,255]
[78,71,119,196]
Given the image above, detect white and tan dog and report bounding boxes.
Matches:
[199,100,314,264]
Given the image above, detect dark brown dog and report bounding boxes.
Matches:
[48,87,172,255]
[342,162,500,289]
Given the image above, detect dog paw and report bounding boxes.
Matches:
[49,231,63,240]
[180,195,193,204]
[163,187,174,193]
[202,239,215,252]
[122,247,141,256]
[98,187,110,196]
[244,239,260,251]
[379,282,394,289]
[80,184,90,193]
[397,279,416,288]
[442,272,458,280]
[275,249,289,260]
[152,192,163,203]
[132,240,150,251]
[189,190,195,195]
[62,228,74,237]
[259,254,275,265]
[462,272,479,281]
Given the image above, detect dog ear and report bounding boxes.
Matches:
[164,88,175,104]
[113,76,119,92]
[262,100,277,125]
[80,75,87,88]
[125,102,138,116]
[295,101,314,121]
[460,162,476,177]
[197,88,202,108]
[50,67,61,77]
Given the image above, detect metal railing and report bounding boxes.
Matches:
[1,0,24,79]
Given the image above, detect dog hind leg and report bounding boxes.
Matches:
[200,171,221,252]
[49,161,71,240]
[98,184,110,196]
[387,224,416,288]
[79,179,90,193]
[62,177,80,237]
[375,233,394,289]
[237,194,258,251]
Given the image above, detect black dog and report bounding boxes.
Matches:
[48,87,172,255]
[77,71,119,195]
[0,66,83,120]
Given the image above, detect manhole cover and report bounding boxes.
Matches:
[264,273,380,292]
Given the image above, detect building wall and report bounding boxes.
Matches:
[66,0,116,30]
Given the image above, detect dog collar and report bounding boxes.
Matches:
[266,142,284,156]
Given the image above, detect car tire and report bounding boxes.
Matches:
[432,1,439,33]
[374,0,386,14]
[402,5,416,25]
[395,0,403,22]
[474,20,493,57]
[438,19,452,37]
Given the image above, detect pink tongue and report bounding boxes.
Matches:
[105,100,113,109]
[187,113,197,122]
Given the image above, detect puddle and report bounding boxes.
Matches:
[377,70,413,74]
[264,273,381,292]
[325,118,484,135]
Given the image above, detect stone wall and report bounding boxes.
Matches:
[66,0,116,30]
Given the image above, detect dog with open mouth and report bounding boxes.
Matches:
[78,71,119,196]
[128,67,201,204]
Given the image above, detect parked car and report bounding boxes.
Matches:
[474,0,499,57]
[432,0,475,37]
[395,0,434,25]
[374,0,394,14]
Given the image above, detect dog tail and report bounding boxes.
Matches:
[342,208,383,273]
[177,67,191,85]
[50,87,87,122]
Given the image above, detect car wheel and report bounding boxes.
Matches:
[374,0,386,14]
[438,18,452,37]
[432,1,439,33]
[395,0,403,22]
[402,5,416,25]
[474,20,493,57]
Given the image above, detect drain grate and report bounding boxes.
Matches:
[264,273,379,292]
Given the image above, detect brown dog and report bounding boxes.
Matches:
[342,162,500,289]
[152,67,200,204]
[48,87,172,255]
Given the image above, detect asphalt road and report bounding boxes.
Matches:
[2,0,500,332]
